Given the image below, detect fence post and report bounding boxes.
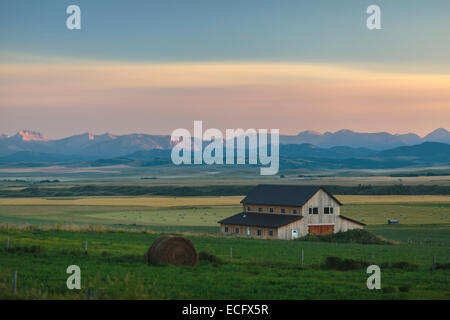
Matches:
[229,247,232,263]
[87,288,92,300]
[5,238,9,252]
[84,240,88,255]
[300,249,304,268]
[12,270,17,295]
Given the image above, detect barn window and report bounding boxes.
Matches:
[313,207,319,214]
[269,230,273,236]
[309,208,312,214]
[324,207,330,214]
[293,209,297,214]
[225,226,229,233]
[235,227,239,233]
[258,207,262,212]
[257,229,262,236]
[281,208,285,213]
[269,208,274,213]
[330,207,334,214]
[247,206,251,211]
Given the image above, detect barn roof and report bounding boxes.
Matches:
[240,184,342,207]
[340,215,366,226]
[218,212,303,228]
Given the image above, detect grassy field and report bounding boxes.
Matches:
[1,165,450,186]
[0,196,241,233]
[0,195,449,229]
[0,224,449,300]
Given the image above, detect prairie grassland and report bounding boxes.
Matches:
[1,168,450,187]
[1,195,450,206]
[0,195,450,228]
[337,195,450,204]
[0,204,240,229]
[0,225,448,299]
[342,203,450,225]
[0,196,243,207]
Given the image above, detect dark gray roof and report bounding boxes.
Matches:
[218,212,303,228]
[240,184,342,207]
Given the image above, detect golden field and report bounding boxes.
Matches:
[0,195,449,227]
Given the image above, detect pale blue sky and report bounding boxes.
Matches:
[1,0,449,64]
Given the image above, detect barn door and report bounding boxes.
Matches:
[321,225,334,234]
[308,225,334,235]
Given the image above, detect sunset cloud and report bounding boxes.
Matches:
[1,55,449,137]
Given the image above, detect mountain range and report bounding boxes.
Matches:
[0,128,449,170]
[279,128,450,149]
[0,130,171,159]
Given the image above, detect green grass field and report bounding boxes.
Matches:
[0,224,449,299]
[0,194,449,299]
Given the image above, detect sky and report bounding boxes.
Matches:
[1,0,450,138]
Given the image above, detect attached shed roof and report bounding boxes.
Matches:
[218,212,303,228]
[340,215,366,226]
[240,184,342,207]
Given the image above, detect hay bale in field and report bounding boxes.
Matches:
[146,235,198,266]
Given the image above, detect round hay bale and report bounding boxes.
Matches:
[146,236,198,266]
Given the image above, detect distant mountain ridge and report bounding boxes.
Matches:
[0,131,171,158]
[0,140,449,171]
[278,129,446,149]
[0,128,449,160]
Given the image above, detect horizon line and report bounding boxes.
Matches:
[2,127,448,141]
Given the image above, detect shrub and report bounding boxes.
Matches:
[198,251,225,265]
[297,229,391,245]
[389,261,419,271]
[435,263,450,270]
[382,286,396,294]
[398,286,410,292]
[8,245,42,255]
[320,256,369,270]
[380,261,419,270]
